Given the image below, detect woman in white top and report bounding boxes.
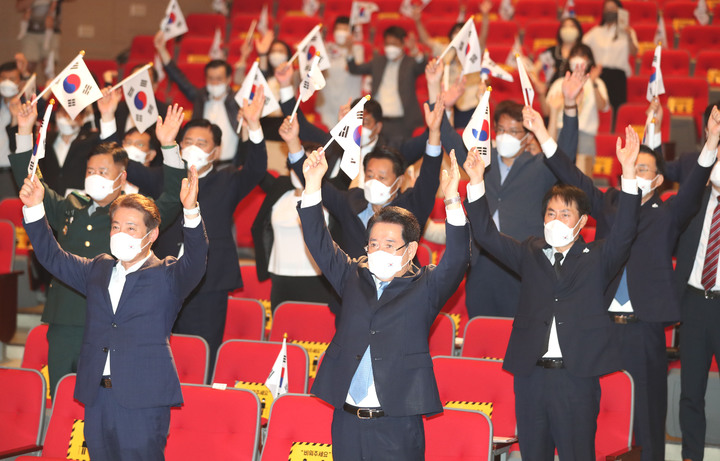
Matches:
[582,0,638,112]
[545,44,610,175]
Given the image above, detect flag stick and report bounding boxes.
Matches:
[110,62,153,92]
[236,118,243,134]
[31,51,85,105]
[243,20,257,49]
[322,137,333,151]
[19,74,36,98]
[288,24,322,65]
[289,97,301,124]
[30,99,55,180]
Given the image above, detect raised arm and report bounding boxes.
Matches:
[232,86,269,204]
[155,31,200,102]
[149,103,186,230]
[275,62,331,144]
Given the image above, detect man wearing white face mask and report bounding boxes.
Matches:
[464,123,641,459]
[348,25,427,147]
[526,100,718,461]
[299,147,469,460]
[11,100,187,398]
[18,162,208,461]
[282,96,446,259]
[0,61,25,197]
[155,31,240,166]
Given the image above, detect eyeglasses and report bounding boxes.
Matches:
[635,165,657,175]
[365,242,408,253]
[495,126,525,136]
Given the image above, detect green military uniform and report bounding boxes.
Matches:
[10,148,184,396]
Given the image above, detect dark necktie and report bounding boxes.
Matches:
[701,197,720,290]
[554,252,564,278]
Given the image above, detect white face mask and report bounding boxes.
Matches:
[367,246,409,280]
[361,126,376,147]
[181,145,213,170]
[560,27,580,44]
[268,52,288,69]
[496,133,523,158]
[290,169,303,190]
[110,230,151,262]
[206,82,227,98]
[636,175,659,197]
[124,145,148,164]
[364,177,400,205]
[334,29,349,45]
[84,172,123,202]
[569,57,588,73]
[0,80,19,98]
[384,45,403,61]
[56,117,80,136]
[544,217,584,248]
[710,162,720,187]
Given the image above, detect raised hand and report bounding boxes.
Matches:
[561,70,587,105]
[480,0,493,14]
[180,166,199,210]
[274,62,294,88]
[155,103,184,146]
[522,105,550,143]
[617,125,640,179]
[706,106,720,149]
[463,147,486,185]
[424,93,445,133]
[302,148,328,194]
[243,85,265,131]
[425,58,443,85]
[279,115,302,152]
[442,74,466,108]
[337,97,352,122]
[255,30,274,55]
[19,174,44,208]
[97,87,122,121]
[647,97,662,128]
[441,150,461,200]
[17,99,38,136]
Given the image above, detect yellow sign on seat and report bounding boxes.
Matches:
[445,400,494,418]
[67,419,90,461]
[234,381,273,420]
[289,442,333,461]
[291,340,329,378]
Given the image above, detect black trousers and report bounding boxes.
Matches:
[514,366,600,461]
[47,323,83,397]
[331,408,425,461]
[84,386,171,461]
[173,289,229,382]
[599,67,627,117]
[615,320,667,461]
[269,274,335,312]
[679,288,720,461]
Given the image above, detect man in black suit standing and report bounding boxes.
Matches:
[298,148,469,459]
[672,104,720,461]
[523,97,718,461]
[463,123,641,460]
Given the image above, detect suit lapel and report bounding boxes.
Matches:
[101,260,114,314]
[115,255,160,314]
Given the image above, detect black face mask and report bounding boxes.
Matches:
[603,11,618,23]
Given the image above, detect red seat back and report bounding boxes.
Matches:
[41,374,85,457]
[0,367,45,457]
[441,278,469,338]
[223,297,266,342]
[234,186,266,248]
[169,334,209,385]
[166,384,260,461]
[232,264,272,302]
[429,312,456,357]
[638,48,690,77]
[424,408,493,461]
[269,302,336,343]
[596,371,634,460]
[0,221,14,274]
[679,25,720,57]
[461,316,513,360]
[185,13,227,38]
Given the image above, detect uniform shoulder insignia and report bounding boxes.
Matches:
[70,191,92,204]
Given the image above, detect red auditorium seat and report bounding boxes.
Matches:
[512,0,561,27]
[486,20,520,46]
[0,198,28,255]
[428,312,456,357]
[423,18,457,39]
[129,35,170,61]
[593,133,622,187]
[596,371,638,460]
[234,186,266,248]
[441,278,469,338]
[664,1,703,32]
[638,48,690,77]
[523,20,561,55]
[633,23,675,54]
[231,264,272,301]
[0,220,14,274]
[277,15,322,44]
[0,367,45,458]
[424,408,493,460]
[573,0,604,24]
[622,1,658,24]
[678,25,720,57]
[223,297,266,342]
[461,316,513,359]
[177,37,215,63]
[230,13,273,42]
[269,301,335,343]
[185,13,226,38]
[615,102,671,139]
[168,334,209,385]
[21,324,51,407]
[421,0,466,19]
[695,50,720,88]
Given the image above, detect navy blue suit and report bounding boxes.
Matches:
[465,171,640,460]
[544,146,712,460]
[24,208,208,460]
[298,201,470,459]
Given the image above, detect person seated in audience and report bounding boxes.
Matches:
[11,98,186,397]
[463,120,641,459]
[533,17,584,90]
[526,87,718,460]
[154,31,240,167]
[152,89,268,379]
[347,25,428,148]
[315,16,365,129]
[413,1,491,128]
[251,139,337,312]
[281,94,446,259]
[298,146,469,460]
[1,60,27,197]
[544,46,609,176]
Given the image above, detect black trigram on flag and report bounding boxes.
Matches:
[356,111,363,120]
[148,105,155,115]
[67,99,76,107]
[81,84,93,95]
[478,146,489,156]
[302,80,310,90]
[469,54,478,64]
[70,61,80,70]
[135,114,143,122]
[339,126,349,137]
[139,79,148,88]
[127,87,135,98]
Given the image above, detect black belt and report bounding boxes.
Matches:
[343,403,385,419]
[609,313,639,324]
[688,285,720,300]
[100,376,112,388]
[536,358,564,368]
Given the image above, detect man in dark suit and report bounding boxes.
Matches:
[19,163,208,461]
[299,147,469,459]
[463,123,641,459]
[155,31,240,167]
[526,96,718,460]
[347,26,427,147]
[153,88,268,376]
[671,104,720,461]
[281,98,445,259]
[12,99,186,396]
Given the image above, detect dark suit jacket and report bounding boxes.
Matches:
[36,130,102,196]
[465,179,640,377]
[348,53,427,134]
[24,212,208,408]
[152,139,267,292]
[545,147,712,322]
[163,61,240,130]
[251,174,295,281]
[299,201,470,416]
[289,149,442,258]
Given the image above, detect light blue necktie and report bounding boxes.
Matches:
[348,281,388,403]
[614,268,630,305]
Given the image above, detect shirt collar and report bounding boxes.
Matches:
[115,251,153,276]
